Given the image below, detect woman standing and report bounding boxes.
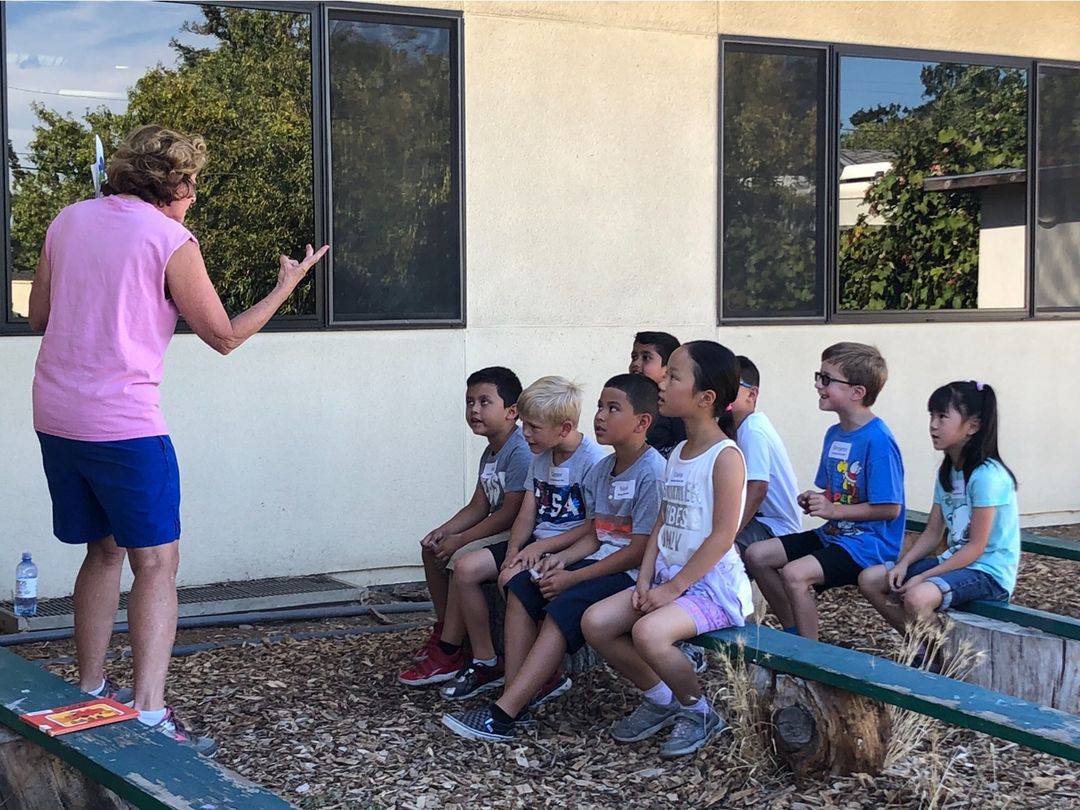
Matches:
[29,125,327,755]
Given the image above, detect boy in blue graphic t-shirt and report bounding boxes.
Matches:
[402,376,607,696]
[744,343,904,640]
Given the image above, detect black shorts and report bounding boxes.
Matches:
[486,540,509,569]
[505,561,634,654]
[779,530,861,591]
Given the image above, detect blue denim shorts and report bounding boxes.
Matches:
[37,432,181,549]
[890,557,1008,610]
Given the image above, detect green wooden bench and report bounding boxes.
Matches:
[694,623,1080,763]
[960,599,1080,642]
[0,647,292,809]
[905,510,1080,562]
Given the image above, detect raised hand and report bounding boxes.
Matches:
[277,244,329,292]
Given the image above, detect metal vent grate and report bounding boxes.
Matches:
[0,574,363,633]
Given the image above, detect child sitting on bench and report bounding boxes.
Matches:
[860,381,1019,661]
[582,341,753,758]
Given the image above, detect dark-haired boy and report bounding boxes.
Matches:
[629,331,685,458]
[400,367,532,684]
[744,343,905,640]
[731,355,802,551]
[442,374,665,741]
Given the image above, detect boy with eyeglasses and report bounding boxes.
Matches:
[743,343,905,640]
[730,355,802,552]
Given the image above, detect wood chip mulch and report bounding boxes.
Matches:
[20,530,1080,810]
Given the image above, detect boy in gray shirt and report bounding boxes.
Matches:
[443,374,663,741]
[400,367,531,686]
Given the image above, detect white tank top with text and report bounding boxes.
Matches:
[656,438,754,625]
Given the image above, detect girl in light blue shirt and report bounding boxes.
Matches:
[860,381,1019,649]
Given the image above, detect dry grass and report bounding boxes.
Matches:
[884,617,990,809]
[711,641,781,783]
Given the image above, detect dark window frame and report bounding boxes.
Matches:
[324,4,466,328]
[717,40,830,324]
[0,0,465,336]
[719,35,1080,325]
[1031,61,1080,318]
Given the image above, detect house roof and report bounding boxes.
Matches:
[922,168,1026,191]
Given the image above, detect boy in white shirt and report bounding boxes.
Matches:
[731,356,802,550]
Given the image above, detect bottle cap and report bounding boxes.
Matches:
[22,552,32,560]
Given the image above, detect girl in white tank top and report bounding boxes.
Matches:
[582,342,750,759]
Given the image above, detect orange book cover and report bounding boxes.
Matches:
[20,697,139,736]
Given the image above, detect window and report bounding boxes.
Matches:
[1,2,463,332]
[721,44,826,320]
[839,57,1027,312]
[328,11,462,323]
[721,39,1075,323]
[1035,64,1080,312]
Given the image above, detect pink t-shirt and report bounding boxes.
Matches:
[33,196,195,441]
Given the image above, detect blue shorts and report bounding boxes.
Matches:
[37,432,181,549]
[505,560,634,654]
[891,557,1008,610]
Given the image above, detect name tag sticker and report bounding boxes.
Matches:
[548,467,570,486]
[952,478,966,498]
[668,469,687,485]
[612,480,636,500]
[828,441,852,461]
[482,463,497,479]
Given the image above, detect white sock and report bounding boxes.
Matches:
[137,707,168,727]
[682,695,710,714]
[86,679,107,697]
[474,657,498,668]
[643,681,673,705]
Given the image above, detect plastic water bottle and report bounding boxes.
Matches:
[15,552,38,618]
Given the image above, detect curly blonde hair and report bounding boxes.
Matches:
[103,125,207,207]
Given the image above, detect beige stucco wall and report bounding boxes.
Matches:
[3,1,1079,597]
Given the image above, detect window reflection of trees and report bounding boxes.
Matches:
[722,47,825,319]
[838,60,1028,311]
[328,18,459,322]
[8,5,317,318]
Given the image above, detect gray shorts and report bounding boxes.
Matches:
[735,517,775,552]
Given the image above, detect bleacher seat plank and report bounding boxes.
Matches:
[960,600,1080,642]
[905,510,1080,562]
[0,647,292,810]
[696,623,1080,763]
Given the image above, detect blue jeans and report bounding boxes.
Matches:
[890,557,1008,610]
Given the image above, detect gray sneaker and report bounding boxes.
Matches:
[678,642,708,674]
[610,697,679,743]
[659,706,726,758]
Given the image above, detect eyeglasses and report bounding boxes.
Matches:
[814,371,856,387]
[738,381,755,390]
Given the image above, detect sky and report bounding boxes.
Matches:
[5,1,208,161]
[839,56,931,134]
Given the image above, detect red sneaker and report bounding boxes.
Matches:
[529,668,572,708]
[413,621,444,662]
[399,645,464,686]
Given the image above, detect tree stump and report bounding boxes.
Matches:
[0,727,134,810]
[945,612,1079,714]
[750,665,891,779]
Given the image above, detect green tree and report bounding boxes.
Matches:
[9,5,314,316]
[838,63,1027,310]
